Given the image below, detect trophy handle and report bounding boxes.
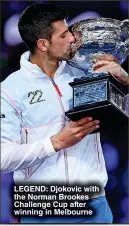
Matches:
[120,19,129,30]
[120,19,129,52]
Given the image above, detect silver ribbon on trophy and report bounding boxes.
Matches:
[66,18,129,131]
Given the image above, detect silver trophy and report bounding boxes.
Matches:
[65,18,129,131]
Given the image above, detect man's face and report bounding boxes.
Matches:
[47,20,75,61]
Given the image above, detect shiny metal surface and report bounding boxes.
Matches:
[69,18,129,74]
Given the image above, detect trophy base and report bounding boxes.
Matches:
[65,100,128,132]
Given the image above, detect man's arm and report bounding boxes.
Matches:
[1,94,99,174]
[1,96,56,173]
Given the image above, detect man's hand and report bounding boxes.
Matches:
[93,55,129,85]
[51,117,99,151]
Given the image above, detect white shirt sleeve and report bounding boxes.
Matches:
[1,96,56,174]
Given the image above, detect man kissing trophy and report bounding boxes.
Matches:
[66,18,129,131]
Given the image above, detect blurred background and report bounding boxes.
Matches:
[0,0,128,223]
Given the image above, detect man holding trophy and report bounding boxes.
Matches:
[1,3,128,223]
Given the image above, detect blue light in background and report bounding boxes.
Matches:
[106,175,117,191]
[68,11,101,25]
[1,173,13,185]
[9,1,28,12]
[120,196,129,223]
[102,143,119,172]
[121,196,128,215]
[120,217,129,224]
[120,1,128,15]
[122,169,128,195]
[32,1,49,4]
[1,173,13,223]
[4,14,23,46]
[1,187,11,222]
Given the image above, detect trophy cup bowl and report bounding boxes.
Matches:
[65,18,129,131]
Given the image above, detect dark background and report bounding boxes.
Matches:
[0,1,128,223]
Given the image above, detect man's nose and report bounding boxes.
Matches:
[68,32,76,43]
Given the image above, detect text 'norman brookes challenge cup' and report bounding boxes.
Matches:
[66,18,129,131]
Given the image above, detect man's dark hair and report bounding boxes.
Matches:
[18,4,68,54]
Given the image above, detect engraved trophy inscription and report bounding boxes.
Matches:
[65,18,129,131]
